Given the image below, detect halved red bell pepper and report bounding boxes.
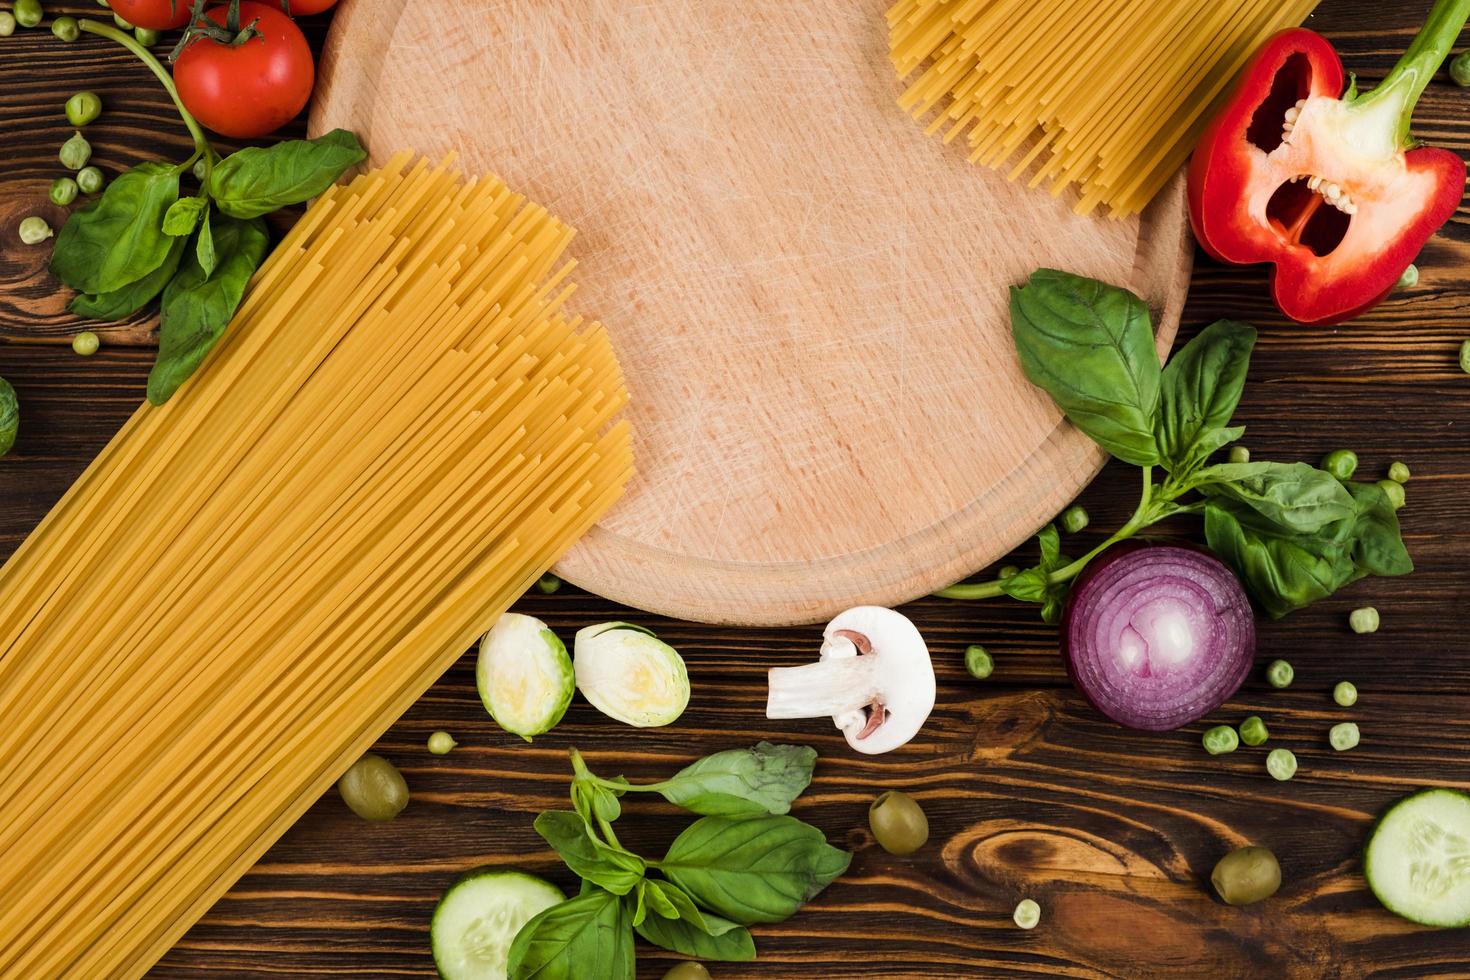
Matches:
[1189,0,1469,325]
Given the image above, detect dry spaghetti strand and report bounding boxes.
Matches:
[0,154,633,979]
[888,0,1321,216]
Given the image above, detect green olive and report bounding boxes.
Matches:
[337,753,409,822]
[660,964,712,980]
[1211,845,1281,906]
[869,790,929,855]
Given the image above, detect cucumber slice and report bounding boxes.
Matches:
[1365,788,1470,927]
[431,869,565,979]
[476,613,574,741]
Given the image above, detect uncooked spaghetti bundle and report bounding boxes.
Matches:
[0,153,632,978]
[887,0,1320,216]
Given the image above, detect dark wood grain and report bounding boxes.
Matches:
[4,1,1470,977]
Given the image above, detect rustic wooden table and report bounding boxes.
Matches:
[3,1,1470,976]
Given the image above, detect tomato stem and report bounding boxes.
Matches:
[78,18,212,162]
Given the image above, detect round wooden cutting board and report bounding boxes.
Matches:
[310,0,1192,626]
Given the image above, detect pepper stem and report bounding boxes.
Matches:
[1353,0,1470,148]
[79,18,212,161]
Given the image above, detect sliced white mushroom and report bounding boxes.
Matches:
[765,606,936,755]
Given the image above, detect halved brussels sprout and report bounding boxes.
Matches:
[477,613,574,741]
[573,622,690,728]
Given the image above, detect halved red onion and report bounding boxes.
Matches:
[1061,542,1255,731]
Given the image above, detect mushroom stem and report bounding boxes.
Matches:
[766,657,879,719]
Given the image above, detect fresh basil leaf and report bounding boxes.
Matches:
[0,378,17,457]
[148,214,269,405]
[162,195,207,236]
[1039,591,1066,626]
[1037,523,1061,568]
[1182,424,1246,468]
[628,882,648,927]
[534,811,645,896]
[571,776,626,825]
[508,888,634,980]
[659,815,851,925]
[1204,498,1358,618]
[635,912,756,963]
[1001,567,1049,603]
[1156,320,1255,471]
[69,234,188,322]
[208,129,367,219]
[642,879,680,920]
[646,879,717,933]
[1000,525,1070,621]
[195,207,217,277]
[1010,268,1162,465]
[1344,481,1413,577]
[651,742,817,817]
[1196,461,1355,533]
[50,162,180,295]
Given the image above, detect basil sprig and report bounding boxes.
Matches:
[507,744,847,978]
[942,268,1411,618]
[0,378,18,457]
[50,129,363,405]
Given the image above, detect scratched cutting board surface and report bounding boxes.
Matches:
[309,0,1192,626]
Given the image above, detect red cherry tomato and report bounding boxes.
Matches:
[173,2,314,139]
[279,0,338,14]
[109,0,192,29]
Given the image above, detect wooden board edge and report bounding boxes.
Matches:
[558,176,1195,625]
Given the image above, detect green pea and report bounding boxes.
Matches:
[1453,51,1470,88]
[1396,264,1419,292]
[59,131,91,170]
[1238,715,1269,746]
[13,0,42,28]
[76,165,104,194]
[1387,460,1410,484]
[1461,339,1470,375]
[50,14,78,40]
[336,753,409,821]
[18,216,53,245]
[1320,449,1358,481]
[1012,898,1041,930]
[1211,846,1281,906]
[869,790,928,855]
[49,176,78,206]
[1266,659,1293,689]
[536,572,561,594]
[660,964,712,980]
[1266,748,1297,781]
[1349,607,1379,635]
[65,91,102,126]
[1060,504,1089,534]
[426,730,456,755]
[1203,725,1238,755]
[998,565,1020,580]
[965,644,993,680]
[1377,479,1405,511]
[1228,445,1250,464]
[112,11,131,28]
[1333,681,1358,707]
[133,25,158,45]
[72,331,100,356]
[1329,722,1360,752]
[0,11,15,35]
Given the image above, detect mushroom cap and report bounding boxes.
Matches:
[825,606,935,755]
